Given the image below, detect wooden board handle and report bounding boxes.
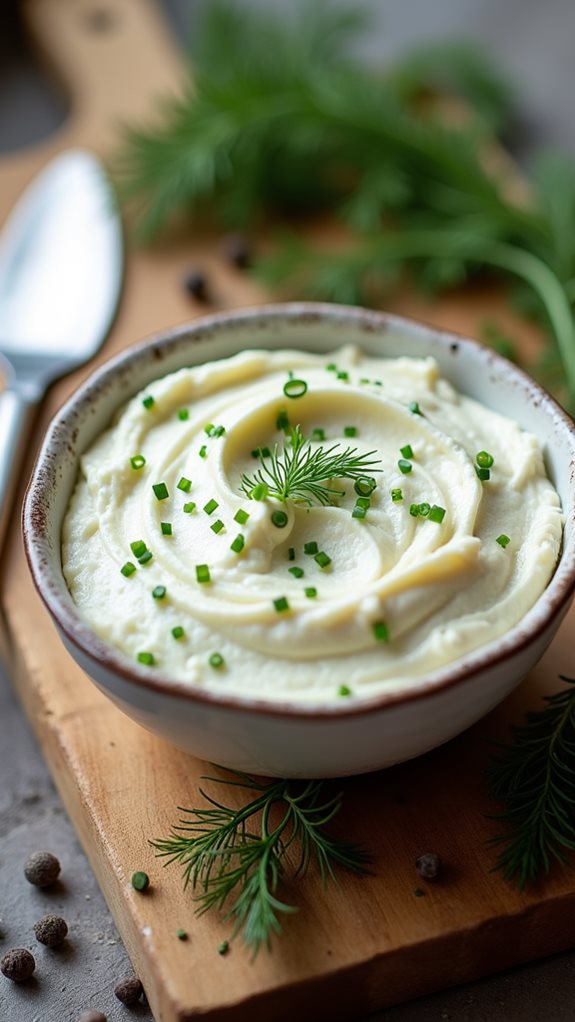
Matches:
[21,0,184,156]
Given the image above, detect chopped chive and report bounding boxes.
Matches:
[142,395,155,410]
[160,522,173,536]
[312,427,326,442]
[428,505,446,523]
[398,459,412,474]
[283,378,308,399]
[409,503,420,517]
[230,534,245,553]
[177,476,192,493]
[234,508,250,525]
[288,547,296,561]
[338,684,352,697]
[178,408,189,421]
[276,409,290,430]
[326,362,337,372]
[476,450,494,468]
[373,621,389,643]
[271,510,288,528]
[120,561,136,577]
[400,444,413,459]
[251,446,272,459]
[196,564,211,583]
[130,454,146,470]
[354,476,376,497]
[176,929,188,940]
[203,498,219,515]
[130,540,147,559]
[213,424,226,437]
[138,550,153,565]
[210,519,225,534]
[152,585,167,600]
[171,626,185,640]
[209,652,225,669]
[476,466,491,481]
[304,541,318,555]
[355,497,371,510]
[409,401,422,415]
[336,371,349,382]
[288,566,304,578]
[183,501,196,514]
[304,587,317,599]
[218,941,229,956]
[496,533,511,547]
[199,445,207,459]
[344,425,358,437]
[204,422,215,435]
[418,502,431,517]
[137,651,155,666]
[390,488,403,502]
[251,482,269,501]
[314,551,332,570]
[374,380,383,387]
[153,482,169,501]
[352,506,367,519]
[273,596,290,613]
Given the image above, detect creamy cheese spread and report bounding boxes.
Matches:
[62,347,563,702]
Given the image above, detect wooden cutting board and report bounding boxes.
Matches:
[1,2,574,1020]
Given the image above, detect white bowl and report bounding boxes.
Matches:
[23,304,575,777]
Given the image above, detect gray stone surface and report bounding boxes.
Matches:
[2,1,575,1019]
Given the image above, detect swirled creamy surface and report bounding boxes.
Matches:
[62,347,562,702]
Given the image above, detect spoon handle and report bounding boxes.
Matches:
[0,387,39,553]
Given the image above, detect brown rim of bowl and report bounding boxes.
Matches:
[23,302,575,721]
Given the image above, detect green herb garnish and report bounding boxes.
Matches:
[130,540,147,559]
[273,596,290,613]
[130,454,146,470]
[428,505,446,523]
[142,396,155,411]
[496,533,511,547]
[304,587,317,599]
[121,561,136,577]
[271,510,288,528]
[242,426,381,507]
[390,488,403,502]
[178,476,192,493]
[304,541,318,555]
[137,651,155,666]
[338,685,352,697]
[151,768,370,954]
[234,508,250,525]
[172,626,185,640]
[283,379,308,399]
[196,564,211,584]
[204,498,219,515]
[119,1,575,409]
[314,551,331,570]
[153,482,169,501]
[209,653,225,669]
[476,450,495,468]
[152,585,167,600]
[211,519,225,534]
[178,408,189,421]
[183,501,197,514]
[288,566,304,578]
[488,676,575,887]
[161,522,173,536]
[373,621,390,643]
[227,533,244,555]
[398,459,412,475]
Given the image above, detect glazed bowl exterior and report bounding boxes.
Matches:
[23,304,575,777]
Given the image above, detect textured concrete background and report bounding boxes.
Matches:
[1,1,575,1019]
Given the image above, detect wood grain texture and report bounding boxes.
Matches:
[1,1,574,1020]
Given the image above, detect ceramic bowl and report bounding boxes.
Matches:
[23,303,575,778]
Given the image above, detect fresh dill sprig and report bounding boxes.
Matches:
[151,768,370,954]
[487,675,575,888]
[241,426,382,506]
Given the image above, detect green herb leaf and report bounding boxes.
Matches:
[488,676,575,887]
[151,768,371,954]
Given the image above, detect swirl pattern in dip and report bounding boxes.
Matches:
[62,347,562,702]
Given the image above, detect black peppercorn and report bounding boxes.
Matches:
[78,1012,107,1022]
[114,975,144,1005]
[24,850,61,888]
[1,948,36,982]
[33,914,68,948]
[415,852,441,880]
[182,269,210,302]
[221,234,252,269]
